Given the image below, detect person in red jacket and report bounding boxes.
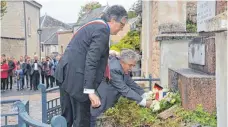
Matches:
[1,57,9,91]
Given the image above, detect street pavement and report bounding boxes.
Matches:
[1,81,60,125]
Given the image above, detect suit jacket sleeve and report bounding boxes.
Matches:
[125,74,145,96]
[110,69,143,103]
[84,27,109,90]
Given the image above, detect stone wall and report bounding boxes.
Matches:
[1,38,25,59]
[186,1,197,23]
[25,2,40,58]
[216,1,227,15]
[58,31,73,54]
[1,1,25,38]
[141,1,153,78]
[169,68,216,113]
[150,1,160,79]
[189,36,216,75]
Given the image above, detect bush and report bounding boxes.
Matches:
[104,97,157,127]
[110,30,140,51]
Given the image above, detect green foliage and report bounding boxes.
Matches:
[104,97,157,127]
[186,19,197,32]
[127,11,137,19]
[103,92,216,127]
[1,1,7,18]
[176,104,217,127]
[110,30,140,51]
[78,1,101,21]
[157,92,181,113]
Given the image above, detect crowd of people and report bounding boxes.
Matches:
[0,54,61,92]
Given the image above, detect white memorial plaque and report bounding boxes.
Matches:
[197,1,216,32]
[188,43,205,65]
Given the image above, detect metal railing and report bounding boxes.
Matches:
[1,99,67,127]
[133,74,160,90]
[1,99,28,127]
[39,84,61,123]
[39,74,160,123]
[13,101,66,127]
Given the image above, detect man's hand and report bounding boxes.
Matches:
[145,100,153,108]
[88,93,101,108]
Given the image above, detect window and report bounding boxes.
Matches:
[27,17,31,37]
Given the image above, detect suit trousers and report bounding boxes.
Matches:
[60,86,91,127]
[1,78,7,90]
[32,71,40,90]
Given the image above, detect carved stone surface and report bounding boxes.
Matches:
[189,36,216,75]
[169,68,216,113]
[188,43,206,65]
[158,22,186,33]
[168,69,179,91]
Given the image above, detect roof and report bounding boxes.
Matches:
[40,14,72,45]
[41,27,66,45]
[128,16,140,25]
[40,14,71,29]
[27,0,42,9]
[43,33,58,45]
[76,6,108,26]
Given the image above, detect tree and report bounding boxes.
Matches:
[127,11,137,19]
[78,1,101,21]
[129,0,142,16]
[110,30,140,52]
[1,1,7,19]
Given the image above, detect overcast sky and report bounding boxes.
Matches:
[36,0,137,24]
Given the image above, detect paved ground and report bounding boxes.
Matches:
[1,82,60,125]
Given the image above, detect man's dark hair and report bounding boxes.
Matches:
[1,54,6,57]
[101,5,128,22]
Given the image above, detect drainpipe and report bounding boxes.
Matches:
[23,1,28,56]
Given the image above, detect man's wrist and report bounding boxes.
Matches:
[138,98,146,107]
[83,89,95,94]
[141,92,147,98]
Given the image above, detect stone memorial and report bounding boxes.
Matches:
[169,1,227,126]
[197,1,216,32]
[168,1,216,112]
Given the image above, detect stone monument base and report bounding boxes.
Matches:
[168,68,216,113]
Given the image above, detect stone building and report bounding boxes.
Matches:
[40,14,71,57]
[1,1,42,59]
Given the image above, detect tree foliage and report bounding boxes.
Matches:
[78,1,101,21]
[127,11,137,19]
[110,30,140,52]
[1,1,7,19]
[186,19,197,32]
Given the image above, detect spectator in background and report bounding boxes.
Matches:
[7,57,15,90]
[26,58,33,90]
[31,55,42,91]
[15,64,24,90]
[44,56,54,89]
[1,57,9,91]
[18,56,26,89]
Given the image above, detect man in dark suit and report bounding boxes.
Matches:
[90,49,153,126]
[54,5,128,127]
[30,56,42,91]
[7,57,15,90]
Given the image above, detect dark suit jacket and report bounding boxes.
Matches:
[90,58,145,116]
[8,60,15,76]
[30,62,42,75]
[54,19,110,102]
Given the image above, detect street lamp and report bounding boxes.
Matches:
[37,28,42,60]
